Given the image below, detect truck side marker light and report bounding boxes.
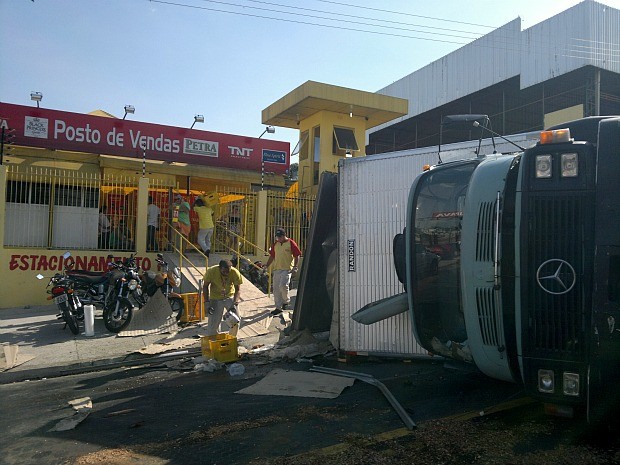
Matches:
[539,128,571,145]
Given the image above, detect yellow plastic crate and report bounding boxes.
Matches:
[201,334,239,362]
[180,292,203,323]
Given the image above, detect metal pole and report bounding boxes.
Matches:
[0,127,4,165]
[261,160,264,191]
[310,366,416,430]
[142,150,146,177]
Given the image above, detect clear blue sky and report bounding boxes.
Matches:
[1,0,615,162]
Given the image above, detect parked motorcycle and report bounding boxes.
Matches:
[235,257,269,294]
[103,253,184,332]
[140,253,184,321]
[41,272,84,335]
[102,255,141,333]
[68,254,120,309]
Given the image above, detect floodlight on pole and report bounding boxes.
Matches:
[259,125,276,190]
[191,114,204,129]
[30,92,43,108]
[258,125,275,139]
[123,105,135,120]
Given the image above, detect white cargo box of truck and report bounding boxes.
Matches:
[335,133,540,358]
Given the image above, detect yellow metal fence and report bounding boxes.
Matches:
[3,165,175,251]
[212,187,258,257]
[265,190,315,252]
[3,165,315,257]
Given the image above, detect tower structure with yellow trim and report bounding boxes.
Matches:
[262,81,408,195]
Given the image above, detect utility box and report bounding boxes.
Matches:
[336,133,540,358]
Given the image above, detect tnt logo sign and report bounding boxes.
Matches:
[228,146,253,158]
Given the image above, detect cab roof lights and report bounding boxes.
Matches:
[539,128,572,145]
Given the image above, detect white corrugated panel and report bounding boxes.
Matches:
[370,1,619,136]
[520,0,620,88]
[337,133,541,357]
[373,19,522,132]
[338,152,430,357]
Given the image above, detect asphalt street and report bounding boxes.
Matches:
[0,356,524,465]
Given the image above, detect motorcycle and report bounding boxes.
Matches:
[42,272,84,335]
[102,255,141,333]
[103,254,184,332]
[139,253,184,321]
[67,254,121,309]
[235,257,269,294]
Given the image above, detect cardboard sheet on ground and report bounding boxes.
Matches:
[49,397,92,432]
[137,294,274,354]
[235,294,275,338]
[118,290,179,337]
[236,368,354,399]
[0,344,36,372]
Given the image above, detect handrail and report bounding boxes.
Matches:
[215,219,269,258]
[211,224,272,297]
[162,217,274,297]
[160,218,208,316]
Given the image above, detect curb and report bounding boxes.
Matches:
[0,348,203,385]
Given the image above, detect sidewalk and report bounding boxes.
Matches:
[0,286,295,384]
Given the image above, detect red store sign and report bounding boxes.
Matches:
[0,103,289,174]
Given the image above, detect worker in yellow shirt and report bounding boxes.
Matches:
[193,197,214,257]
[203,259,242,336]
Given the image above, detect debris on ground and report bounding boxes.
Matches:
[266,329,334,361]
[192,356,224,372]
[49,396,92,432]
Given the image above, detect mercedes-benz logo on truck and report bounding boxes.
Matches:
[536,259,576,295]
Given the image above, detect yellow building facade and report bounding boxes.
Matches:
[262,81,408,194]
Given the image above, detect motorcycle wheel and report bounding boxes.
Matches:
[168,296,185,321]
[103,300,133,333]
[60,302,80,335]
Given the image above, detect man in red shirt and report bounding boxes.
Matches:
[264,228,301,316]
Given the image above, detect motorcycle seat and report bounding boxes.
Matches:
[70,274,109,285]
[67,269,106,277]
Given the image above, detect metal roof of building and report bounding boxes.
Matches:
[371,0,620,135]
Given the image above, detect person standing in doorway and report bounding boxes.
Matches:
[264,228,301,316]
[193,197,214,257]
[228,203,242,251]
[174,194,191,252]
[147,196,160,251]
[203,259,242,336]
[98,205,111,249]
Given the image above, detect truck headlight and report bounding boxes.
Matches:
[561,153,578,177]
[128,279,138,291]
[538,369,554,393]
[563,372,580,396]
[536,155,552,178]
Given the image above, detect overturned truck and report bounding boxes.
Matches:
[357,115,620,422]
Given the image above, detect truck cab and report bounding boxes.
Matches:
[394,116,620,421]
